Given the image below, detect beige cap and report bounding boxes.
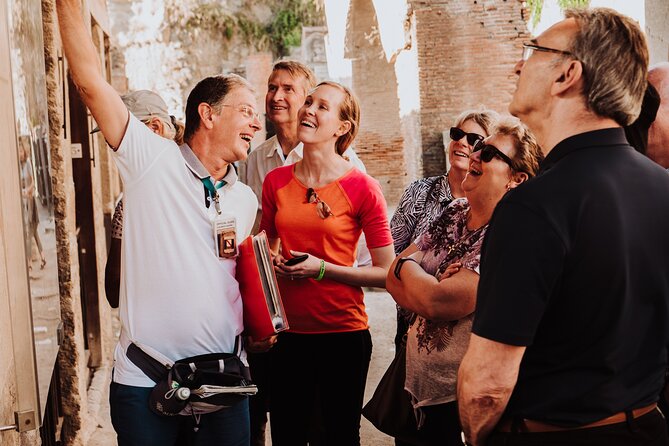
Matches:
[91,90,174,133]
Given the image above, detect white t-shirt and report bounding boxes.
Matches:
[111,115,257,387]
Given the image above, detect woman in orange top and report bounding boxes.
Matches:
[260,81,394,445]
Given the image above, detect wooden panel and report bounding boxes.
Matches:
[0,0,40,435]
[68,74,102,367]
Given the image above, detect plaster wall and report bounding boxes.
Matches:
[646,0,669,64]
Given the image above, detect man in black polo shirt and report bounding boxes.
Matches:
[458,8,669,446]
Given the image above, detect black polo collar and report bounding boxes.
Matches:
[540,127,630,173]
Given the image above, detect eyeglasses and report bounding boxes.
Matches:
[522,43,573,61]
[450,127,484,146]
[306,188,333,219]
[221,104,260,121]
[472,140,518,171]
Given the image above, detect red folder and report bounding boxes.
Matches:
[236,231,289,340]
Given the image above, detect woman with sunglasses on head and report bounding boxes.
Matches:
[385,117,543,445]
[259,81,395,446]
[390,110,499,352]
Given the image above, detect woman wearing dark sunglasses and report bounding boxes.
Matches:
[390,109,499,347]
[259,81,395,445]
[385,118,543,446]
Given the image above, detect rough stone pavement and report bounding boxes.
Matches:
[89,290,397,445]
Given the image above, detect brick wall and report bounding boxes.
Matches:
[346,0,408,205]
[410,0,529,176]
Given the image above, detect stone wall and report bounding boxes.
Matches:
[646,0,669,64]
[410,0,529,177]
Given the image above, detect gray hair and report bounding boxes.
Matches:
[564,8,649,126]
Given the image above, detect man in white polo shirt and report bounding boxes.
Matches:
[57,2,260,445]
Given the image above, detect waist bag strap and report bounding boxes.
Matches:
[126,335,244,384]
[126,343,170,383]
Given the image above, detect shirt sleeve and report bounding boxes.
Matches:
[112,114,174,187]
[472,199,566,346]
[259,172,279,239]
[358,177,392,249]
[390,180,428,255]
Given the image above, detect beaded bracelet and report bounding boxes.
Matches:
[315,259,326,281]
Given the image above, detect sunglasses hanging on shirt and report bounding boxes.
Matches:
[306,188,333,219]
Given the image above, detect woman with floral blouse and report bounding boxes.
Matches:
[386,118,543,445]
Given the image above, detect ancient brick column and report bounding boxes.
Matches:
[410,0,530,176]
[345,0,408,205]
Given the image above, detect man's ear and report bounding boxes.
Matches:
[508,171,529,189]
[552,59,583,96]
[198,103,215,130]
[335,120,352,137]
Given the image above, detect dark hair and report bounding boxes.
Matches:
[184,74,253,142]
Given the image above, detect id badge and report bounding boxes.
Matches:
[214,216,237,259]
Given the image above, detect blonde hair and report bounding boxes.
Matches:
[453,108,500,137]
[565,8,649,126]
[171,116,185,145]
[316,81,361,156]
[272,60,317,93]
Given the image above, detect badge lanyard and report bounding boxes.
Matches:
[202,177,238,258]
[202,177,226,215]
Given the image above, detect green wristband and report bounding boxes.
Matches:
[315,259,326,281]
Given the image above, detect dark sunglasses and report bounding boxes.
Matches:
[450,127,484,146]
[472,140,518,171]
[306,188,333,219]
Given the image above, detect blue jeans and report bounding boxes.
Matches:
[110,382,250,446]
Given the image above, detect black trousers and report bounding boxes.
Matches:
[269,330,373,446]
[487,409,668,446]
[247,351,271,446]
[394,401,463,446]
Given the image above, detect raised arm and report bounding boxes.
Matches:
[457,334,525,446]
[386,245,478,320]
[56,0,128,148]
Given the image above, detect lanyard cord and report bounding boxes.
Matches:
[202,178,226,214]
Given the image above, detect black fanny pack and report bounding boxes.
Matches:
[126,338,257,418]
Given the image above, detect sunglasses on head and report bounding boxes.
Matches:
[472,140,518,171]
[450,127,484,146]
[306,188,333,219]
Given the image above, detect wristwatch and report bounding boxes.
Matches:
[394,257,418,280]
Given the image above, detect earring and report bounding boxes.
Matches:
[506,183,512,191]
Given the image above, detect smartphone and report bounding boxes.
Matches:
[284,254,308,266]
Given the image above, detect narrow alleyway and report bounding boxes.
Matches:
[89,290,397,445]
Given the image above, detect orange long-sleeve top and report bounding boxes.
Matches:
[260,164,393,333]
